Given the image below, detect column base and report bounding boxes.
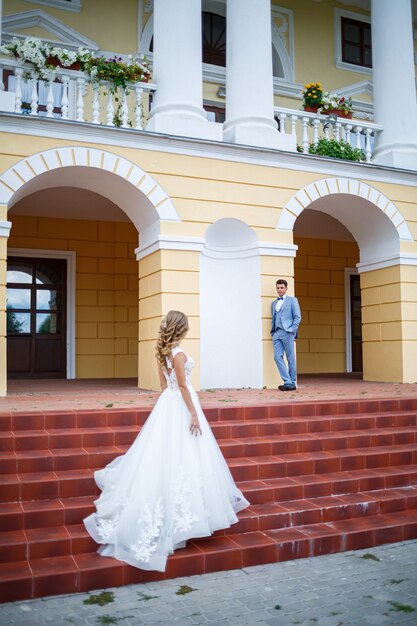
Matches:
[373,142,417,171]
[146,113,223,142]
[223,124,296,151]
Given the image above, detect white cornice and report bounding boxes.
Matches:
[1,114,417,187]
[136,236,299,260]
[2,10,98,50]
[258,242,298,257]
[357,253,417,273]
[0,220,12,237]
[135,235,205,260]
[23,0,82,13]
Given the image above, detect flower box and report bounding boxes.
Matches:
[323,109,353,119]
[47,56,82,71]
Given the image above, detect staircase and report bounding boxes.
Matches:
[1,397,417,603]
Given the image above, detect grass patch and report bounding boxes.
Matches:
[364,595,373,599]
[176,585,197,595]
[389,578,406,585]
[274,604,281,610]
[388,601,415,613]
[137,592,160,601]
[84,591,115,606]
[105,403,113,408]
[330,611,341,615]
[361,553,380,561]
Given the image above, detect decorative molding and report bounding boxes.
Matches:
[2,10,98,50]
[334,8,372,76]
[258,242,298,257]
[135,235,204,260]
[135,235,299,261]
[0,146,180,231]
[278,177,413,242]
[336,79,373,98]
[356,253,417,273]
[0,220,12,237]
[23,0,82,13]
[2,115,417,189]
[8,247,76,378]
[273,78,303,99]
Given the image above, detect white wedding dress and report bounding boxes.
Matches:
[84,347,249,572]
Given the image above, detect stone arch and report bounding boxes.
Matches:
[277,177,413,266]
[0,146,179,231]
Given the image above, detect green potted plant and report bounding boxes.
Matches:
[319,92,353,119]
[307,138,365,161]
[302,82,323,112]
[83,54,151,92]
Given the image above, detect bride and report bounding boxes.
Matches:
[84,310,249,572]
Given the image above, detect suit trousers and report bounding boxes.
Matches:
[273,329,296,386]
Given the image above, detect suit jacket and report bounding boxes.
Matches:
[271,295,301,338]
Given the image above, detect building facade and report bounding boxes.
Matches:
[0,0,416,394]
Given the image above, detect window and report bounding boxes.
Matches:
[202,12,226,67]
[341,17,372,68]
[150,11,226,68]
[204,105,225,123]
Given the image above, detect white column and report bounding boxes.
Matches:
[146,0,222,141]
[223,0,295,151]
[371,0,417,169]
[0,0,4,91]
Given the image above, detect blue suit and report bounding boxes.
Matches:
[271,295,301,387]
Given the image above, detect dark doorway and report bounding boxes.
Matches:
[350,274,363,372]
[7,257,67,378]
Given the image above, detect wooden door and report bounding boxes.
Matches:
[7,257,67,378]
[350,274,363,372]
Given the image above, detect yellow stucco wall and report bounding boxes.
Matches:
[4,0,139,55]
[294,237,359,373]
[1,131,417,387]
[361,265,417,383]
[8,215,138,379]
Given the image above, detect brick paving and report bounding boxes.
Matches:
[0,539,416,625]
[3,375,417,413]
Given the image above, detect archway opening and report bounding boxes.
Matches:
[294,208,361,376]
[5,165,158,382]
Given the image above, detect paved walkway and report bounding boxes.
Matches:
[2,376,417,413]
[1,540,416,626]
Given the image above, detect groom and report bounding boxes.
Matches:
[270,279,301,391]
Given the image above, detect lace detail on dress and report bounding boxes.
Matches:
[127,469,198,563]
[96,492,129,541]
[130,498,164,562]
[173,466,198,533]
[164,347,194,391]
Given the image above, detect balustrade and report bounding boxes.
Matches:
[0,57,384,164]
[275,106,383,163]
[0,57,155,130]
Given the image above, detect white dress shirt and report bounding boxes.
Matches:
[275,294,286,313]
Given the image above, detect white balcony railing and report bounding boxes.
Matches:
[275,106,383,163]
[0,58,384,164]
[0,57,155,129]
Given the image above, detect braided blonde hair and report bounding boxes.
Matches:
[156,310,189,369]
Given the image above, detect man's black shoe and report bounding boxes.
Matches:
[279,384,296,391]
